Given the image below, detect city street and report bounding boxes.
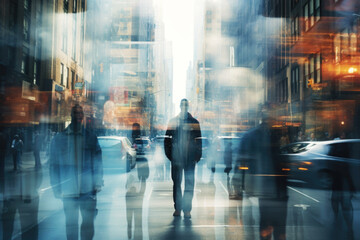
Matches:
[0,151,359,240]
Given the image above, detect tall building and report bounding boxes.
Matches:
[92,0,171,137]
[192,0,265,136]
[0,0,91,148]
[264,0,360,140]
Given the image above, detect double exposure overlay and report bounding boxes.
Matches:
[1,0,360,239]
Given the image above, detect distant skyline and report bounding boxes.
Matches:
[161,0,194,114]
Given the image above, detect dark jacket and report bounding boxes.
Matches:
[49,124,103,198]
[240,123,287,199]
[164,112,202,167]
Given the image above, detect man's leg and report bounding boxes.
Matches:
[183,164,195,214]
[34,151,41,168]
[63,198,79,240]
[2,199,17,240]
[171,164,183,212]
[19,197,40,240]
[80,194,97,240]
[12,152,17,170]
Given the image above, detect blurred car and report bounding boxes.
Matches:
[153,135,170,147]
[98,136,136,172]
[133,137,152,158]
[281,139,360,190]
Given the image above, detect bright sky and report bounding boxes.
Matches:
[161,0,194,113]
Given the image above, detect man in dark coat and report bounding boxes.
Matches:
[164,99,202,218]
[50,104,103,240]
[240,111,288,240]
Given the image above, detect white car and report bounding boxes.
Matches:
[98,136,136,172]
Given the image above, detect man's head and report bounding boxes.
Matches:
[71,104,84,124]
[180,99,189,115]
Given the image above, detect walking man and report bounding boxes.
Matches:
[11,134,23,171]
[164,99,202,218]
[50,104,103,240]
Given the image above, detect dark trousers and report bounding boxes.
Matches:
[171,163,195,212]
[12,151,21,170]
[62,194,97,240]
[33,150,41,168]
[259,198,288,240]
[2,197,39,240]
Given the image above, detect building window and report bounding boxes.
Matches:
[292,16,300,43]
[23,0,31,42]
[73,0,77,13]
[309,0,314,27]
[71,70,75,90]
[291,66,300,95]
[315,0,320,22]
[33,61,38,85]
[21,48,29,75]
[315,53,321,83]
[60,63,64,85]
[304,0,320,32]
[305,53,321,87]
[304,3,309,31]
[9,2,18,31]
[334,33,341,63]
[64,0,69,12]
[23,16,30,42]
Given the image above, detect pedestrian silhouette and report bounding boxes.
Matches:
[49,104,103,240]
[11,134,23,171]
[2,168,43,240]
[240,110,288,240]
[164,99,202,218]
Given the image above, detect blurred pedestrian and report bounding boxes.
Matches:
[50,104,103,240]
[11,134,23,171]
[241,110,288,240]
[224,142,233,175]
[165,99,202,218]
[2,168,43,240]
[33,131,42,169]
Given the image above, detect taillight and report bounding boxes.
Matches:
[133,144,137,149]
[146,145,150,149]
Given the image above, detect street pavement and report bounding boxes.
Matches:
[0,151,359,239]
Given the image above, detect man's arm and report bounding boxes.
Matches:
[164,121,173,161]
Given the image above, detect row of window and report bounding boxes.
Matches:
[275,53,321,103]
[60,63,80,90]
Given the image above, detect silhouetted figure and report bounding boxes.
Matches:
[165,99,202,218]
[224,142,232,175]
[33,131,42,169]
[2,168,43,240]
[49,104,103,240]
[11,134,23,171]
[241,111,288,240]
[331,163,354,240]
[131,123,141,144]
